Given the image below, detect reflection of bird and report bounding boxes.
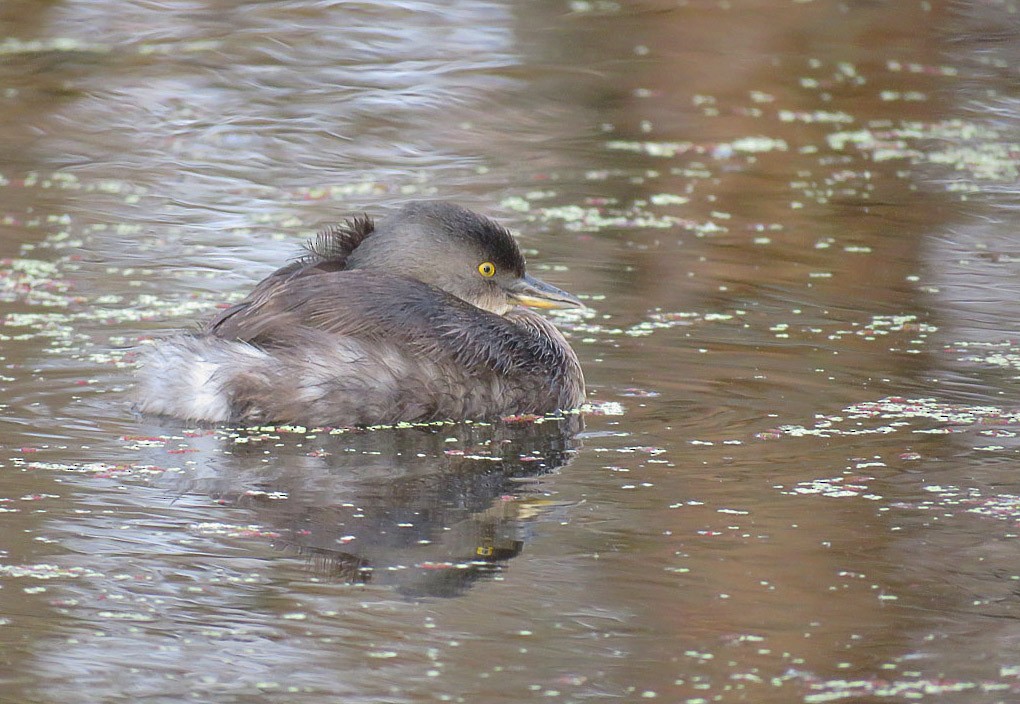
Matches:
[137,201,585,426]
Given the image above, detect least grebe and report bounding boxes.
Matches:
[137,201,585,426]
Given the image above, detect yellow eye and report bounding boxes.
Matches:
[478,261,496,277]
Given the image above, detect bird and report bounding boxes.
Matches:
[136,201,586,427]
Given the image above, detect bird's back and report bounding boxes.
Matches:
[137,270,584,426]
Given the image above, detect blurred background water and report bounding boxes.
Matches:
[4,0,1020,701]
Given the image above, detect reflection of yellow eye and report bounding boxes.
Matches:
[478,261,496,277]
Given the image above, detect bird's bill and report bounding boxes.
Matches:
[508,274,584,310]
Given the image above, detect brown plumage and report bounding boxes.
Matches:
[136,201,585,427]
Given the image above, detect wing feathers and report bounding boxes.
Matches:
[205,271,572,382]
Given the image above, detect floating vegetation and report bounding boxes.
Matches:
[0,37,112,56]
[950,340,1020,372]
[900,484,1020,524]
[782,475,883,500]
[283,180,395,201]
[0,564,103,579]
[794,671,1018,703]
[574,309,933,348]
[190,522,283,540]
[827,120,1019,183]
[568,309,745,342]
[778,110,855,124]
[0,37,221,58]
[0,171,149,198]
[824,314,936,343]
[10,459,174,479]
[0,258,77,307]
[758,396,1020,442]
[885,60,959,77]
[518,202,691,232]
[607,136,788,159]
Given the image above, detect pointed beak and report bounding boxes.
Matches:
[507,273,584,310]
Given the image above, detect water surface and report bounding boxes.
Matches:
[3,1,1020,702]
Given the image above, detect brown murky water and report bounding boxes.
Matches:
[3,1,1020,701]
